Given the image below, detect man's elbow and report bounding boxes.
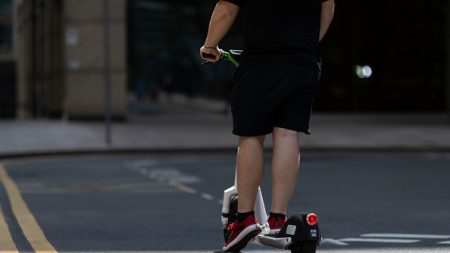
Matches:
[322,0,335,7]
[216,0,240,18]
[321,0,335,21]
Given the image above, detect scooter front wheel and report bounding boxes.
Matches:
[290,241,317,253]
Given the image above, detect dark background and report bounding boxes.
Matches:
[127,0,448,112]
[0,0,14,118]
[0,0,448,118]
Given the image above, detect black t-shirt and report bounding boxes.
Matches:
[221,0,326,67]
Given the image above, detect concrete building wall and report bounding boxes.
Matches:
[63,0,127,119]
[13,0,127,119]
[13,0,32,118]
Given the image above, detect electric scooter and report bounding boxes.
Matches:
[202,50,322,253]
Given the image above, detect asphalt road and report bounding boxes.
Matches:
[1,152,450,253]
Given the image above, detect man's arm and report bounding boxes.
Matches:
[200,1,240,62]
[320,0,335,42]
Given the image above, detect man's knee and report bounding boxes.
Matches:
[273,127,298,139]
[239,135,266,146]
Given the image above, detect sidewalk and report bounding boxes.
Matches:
[1,102,450,157]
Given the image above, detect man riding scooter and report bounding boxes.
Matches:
[200,0,335,251]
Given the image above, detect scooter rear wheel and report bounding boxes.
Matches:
[290,241,317,253]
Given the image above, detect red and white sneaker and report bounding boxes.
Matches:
[267,216,287,234]
[222,215,262,252]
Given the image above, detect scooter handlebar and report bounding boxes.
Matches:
[201,49,240,67]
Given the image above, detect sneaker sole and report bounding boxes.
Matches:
[223,225,262,252]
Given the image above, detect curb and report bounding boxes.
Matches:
[1,147,450,160]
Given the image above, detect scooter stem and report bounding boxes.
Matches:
[255,187,269,229]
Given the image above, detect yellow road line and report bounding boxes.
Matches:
[0,163,57,253]
[0,203,19,253]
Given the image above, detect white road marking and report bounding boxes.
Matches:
[361,233,450,239]
[148,168,201,184]
[438,240,450,244]
[125,160,222,206]
[184,188,197,194]
[321,238,349,246]
[339,238,420,243]
[201,193,214,200]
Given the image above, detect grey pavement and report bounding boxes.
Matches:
[1,101,450,156]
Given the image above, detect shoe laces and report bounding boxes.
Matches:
[275,217,282,227]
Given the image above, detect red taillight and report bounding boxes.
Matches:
[306,213,318,226]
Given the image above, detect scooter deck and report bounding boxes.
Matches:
[251,234,292,249]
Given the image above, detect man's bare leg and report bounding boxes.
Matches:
[237,135,265,213]
[271,127,300,214]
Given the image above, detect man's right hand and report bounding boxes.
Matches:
[200,46,222,63]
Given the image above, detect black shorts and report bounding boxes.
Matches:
[230,62,321,136]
